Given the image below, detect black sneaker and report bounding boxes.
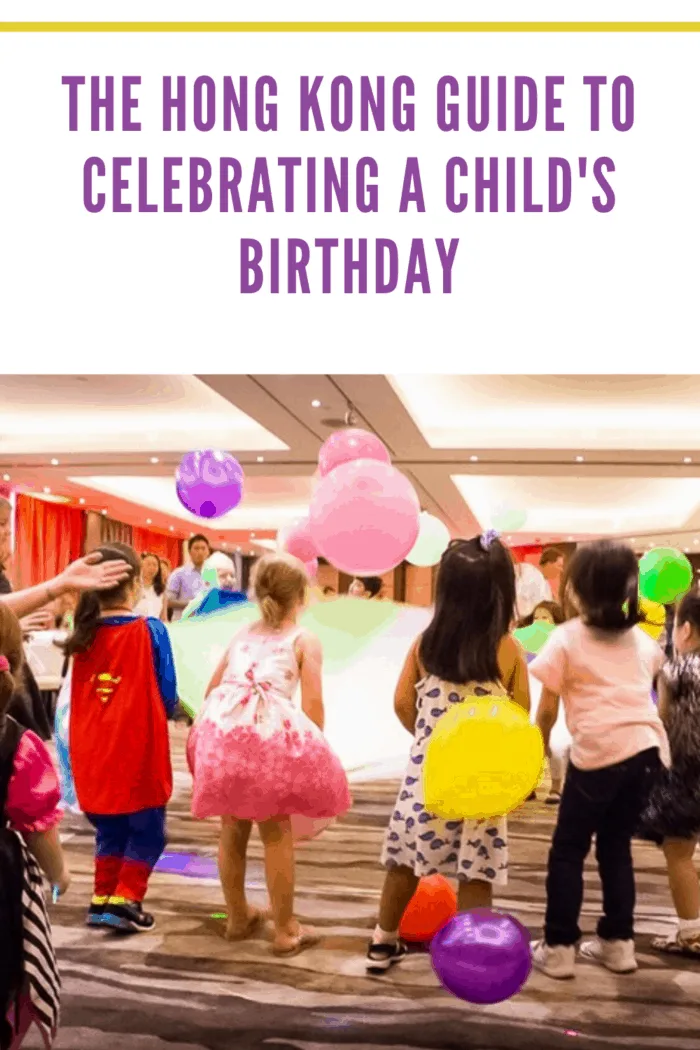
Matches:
[102,901,156,934]
[366,939,408,974]
[86,902,106,928]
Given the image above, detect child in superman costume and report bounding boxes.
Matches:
[65,544,177,934]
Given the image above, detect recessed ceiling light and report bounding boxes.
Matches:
[146,518,152,525]
[685,547,691,553]
[236,546,241,552]
[567,536,573,542]
[256,456,264,463]
[575,455,584,463]
[469,455,479,463]
[695,539,699,546]
[684,457,693,464]
[311,399,321,408]
[630,537,636,544]
[190,532,194,537]
[169,526,174,531]
[79,498,85,504]
[2,474,10,482]
[251,532,256,538]
[101,509,107,516]
[43,486,51,494]
[50,458,59,466]
[150,457,159,465]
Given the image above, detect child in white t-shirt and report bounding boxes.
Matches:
[529,540,668,980]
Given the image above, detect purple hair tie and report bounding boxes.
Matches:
[480,529,500,551]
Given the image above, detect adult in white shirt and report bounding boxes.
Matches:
[515,561,552,622]
[133,552,167,620]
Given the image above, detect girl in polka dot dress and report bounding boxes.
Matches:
[367,533,530,973]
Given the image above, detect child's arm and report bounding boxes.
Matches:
[145,618,179,718]
[498,635,531,714]
[536,688,561,753]
[297,631,324,730]
[394,639,421,734]
[25,827,70,894]
[6,732,70,893]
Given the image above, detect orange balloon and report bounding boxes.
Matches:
[398,874,457,943]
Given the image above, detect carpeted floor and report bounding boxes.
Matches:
[35,726,700,1049]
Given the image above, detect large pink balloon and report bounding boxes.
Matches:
[282,517,317,563]
[309,460,420,575]
[318,428,391,478]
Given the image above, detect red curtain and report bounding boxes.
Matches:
[131,527,182,569]
[12,494,85,590]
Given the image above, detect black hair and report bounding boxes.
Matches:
[188,533,211,553]
[419,535,516,685]
[141,551,165,597]
[63,544,141,657]
[540,547,565,568]
[676,591,700,634]
[564,539,640,632]
[360,576,383,598]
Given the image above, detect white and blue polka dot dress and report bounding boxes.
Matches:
[380,676,509,886]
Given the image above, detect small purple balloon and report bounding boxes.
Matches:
[175,449,244,520]
[430,908,531,1005]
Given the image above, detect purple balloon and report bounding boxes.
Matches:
[175,449,244,520]
[430,908,531,1004]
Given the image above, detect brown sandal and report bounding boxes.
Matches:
[224,908,268,942]
[652,932,700,957]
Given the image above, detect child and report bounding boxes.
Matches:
[366,533,530,974]
[638,591,700,956]
[188,553,350,957]
[64,544,177,934]
[530,540,669,979]
[525,601,568,805]
[0,603,67,1050]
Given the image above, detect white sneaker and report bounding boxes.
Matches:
[579,936,637,973]
[530,939,576,979]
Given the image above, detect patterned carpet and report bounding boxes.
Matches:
[33,726,700,1049]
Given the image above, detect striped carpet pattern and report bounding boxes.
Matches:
[32,726,700,1049]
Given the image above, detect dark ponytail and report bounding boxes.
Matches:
[63,544,140,657]
[564,540,641,632]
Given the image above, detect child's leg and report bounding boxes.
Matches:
[549,748,567,795]
[219,817,264,939]
[457,878,492,911]
[543,765,599,946]
[85,812,129,908]
[376,866,420,935]
[112,806,167,905]
[258,816,309,951]
[663,837,700,921]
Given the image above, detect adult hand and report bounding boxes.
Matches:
[20,610,55,633]
[55,552,130,596]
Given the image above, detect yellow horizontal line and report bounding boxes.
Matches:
[0,21,699,33]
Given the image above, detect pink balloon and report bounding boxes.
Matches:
[282,517,317,563]
[304,558,319,578]
[318,428,391,477]
[309,460,420,576]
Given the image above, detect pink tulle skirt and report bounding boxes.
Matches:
[187,695,351,835]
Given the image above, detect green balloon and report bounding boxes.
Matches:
[639,547,693,605]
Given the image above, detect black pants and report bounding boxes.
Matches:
[545,747,661,946]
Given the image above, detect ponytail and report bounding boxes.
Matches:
[62,543,141,656]
[260,595,285,629]
[63,591,102,657]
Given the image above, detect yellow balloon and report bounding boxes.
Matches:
[638,597,665,641]
[423,697,544,820]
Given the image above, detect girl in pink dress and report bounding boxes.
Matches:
[0,603,69,1050]
[188,554,351,957]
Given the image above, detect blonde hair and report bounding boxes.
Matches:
[0,602,23,717]
[254,553,308,628]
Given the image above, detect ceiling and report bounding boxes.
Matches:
[3,373,700,557]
